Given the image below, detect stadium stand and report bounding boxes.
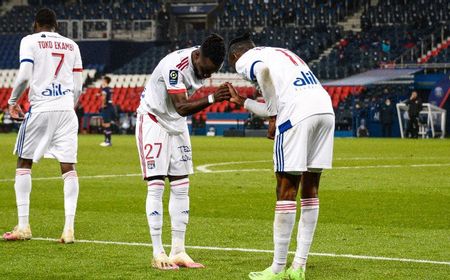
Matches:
[0,0,448,136]
[218,0,362,29]
[0,1,162,33]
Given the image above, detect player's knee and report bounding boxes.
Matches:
[147,181,165,200]
[60,163,75,174]
[170,178,190,197]
[17,158,32,169]
[170,186,189,197]
[277,186,298,201]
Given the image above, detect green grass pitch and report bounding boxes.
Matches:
[1,134,449,279]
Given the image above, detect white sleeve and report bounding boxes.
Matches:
[73,43,83,71]
[252,62,277,117]
[72,44,83,102]
[73,72,83,102]
[163,69,187,95]
[8,62,32,105]
[244,99,270,117]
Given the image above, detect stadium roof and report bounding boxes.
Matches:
[323,68,422,86]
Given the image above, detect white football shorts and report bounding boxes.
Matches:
[274,113,334,172]
[14,110,78,163]
[136,113,193,179]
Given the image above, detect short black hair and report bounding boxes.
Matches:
[200,33,225,66]
[35,8,57,29]
[228,32,255,55]
[103,76,111,84]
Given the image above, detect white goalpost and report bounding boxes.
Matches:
[396,103,447,139]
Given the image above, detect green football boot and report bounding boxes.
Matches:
[248,266,287,280]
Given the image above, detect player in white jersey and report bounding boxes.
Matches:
[227,34,335,280]
[3,8,83,244]
[136,34,230,270]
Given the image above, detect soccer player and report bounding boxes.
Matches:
[99,76,114,147]
[3,8,83,244]
[227,34,335,280]
[136,34,230,270]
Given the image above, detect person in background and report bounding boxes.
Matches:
[405,91,422,138]
[380,98,395,137]
[100,76,114,147]
[357,119,369,137]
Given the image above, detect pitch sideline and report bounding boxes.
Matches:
[32,237,450,266]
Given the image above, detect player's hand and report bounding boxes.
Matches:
[8,104,25,121]
[227,83,246,106]
[213,83,231,102]
[267,116,277,140]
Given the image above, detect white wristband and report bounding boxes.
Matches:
[208,94,215,104]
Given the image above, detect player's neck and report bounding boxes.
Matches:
[35,27,55,33]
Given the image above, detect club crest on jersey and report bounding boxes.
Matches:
[41,83,71,96]
[169,70,178,85]
[293,71,319,87]
[147,160,156,169]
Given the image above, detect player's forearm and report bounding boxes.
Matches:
[254,64,277,116]
[244,99,270,117]
[73,72,83,102]
[173,96,211,117]
[8,64,32,105]
[8,80,28,105]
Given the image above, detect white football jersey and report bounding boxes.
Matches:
[19,32,82,112]
[137,47,205,134]
[235,47,334,133]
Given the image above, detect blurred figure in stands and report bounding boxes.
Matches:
[405,91,422,138]
[380,98,395,137]
[157,4,170,41]
[357,119,369,137]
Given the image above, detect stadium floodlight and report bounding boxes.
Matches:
[396,102,447,138]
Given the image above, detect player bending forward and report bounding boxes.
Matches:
[136,34,230,270]
[3,8,83,243]
[227,34,335,280]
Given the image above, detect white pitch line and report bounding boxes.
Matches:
[196,160,270,173]
[32,237,450,266]
[1,162,450,182]
[196,162,450,173]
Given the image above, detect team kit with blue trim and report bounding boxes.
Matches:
[235,46,335,173]
[13,31,82,163]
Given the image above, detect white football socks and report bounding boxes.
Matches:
[15,168,32,230]
[292,198,319,270]
[169,178,190,257]
[271,200,297,274]
[62,170,79,232]
[146,179,165,257]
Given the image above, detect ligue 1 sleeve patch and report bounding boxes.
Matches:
[169,70,178,85]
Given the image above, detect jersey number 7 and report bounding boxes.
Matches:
[52,52,65,78]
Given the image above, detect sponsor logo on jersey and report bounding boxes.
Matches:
[41,83,71,96]
[293,71,319,87]
[169,70,178,85]
[147,160,156,169]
